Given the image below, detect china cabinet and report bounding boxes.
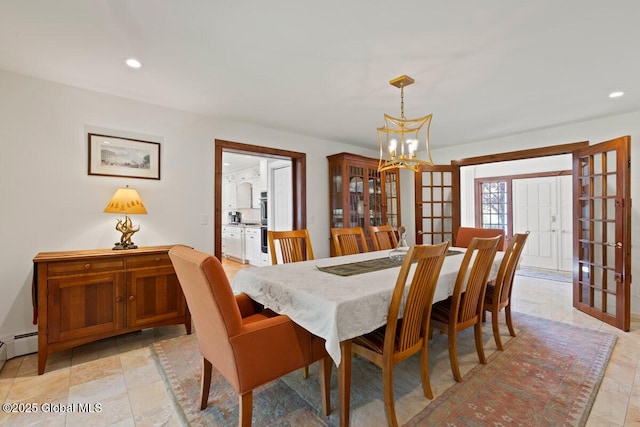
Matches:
[327,153,401,255]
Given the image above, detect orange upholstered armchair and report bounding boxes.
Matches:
[455,226,506,250]
[168,245,331,426]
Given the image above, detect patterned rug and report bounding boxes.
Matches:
[151,313,616,426]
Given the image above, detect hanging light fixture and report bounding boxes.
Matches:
[377,75,433,172]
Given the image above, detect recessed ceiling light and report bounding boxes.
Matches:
[609,91,624,98]
[125,58,142,69]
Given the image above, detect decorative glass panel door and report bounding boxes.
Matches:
[573,136,631,331]
[416,165,460,244]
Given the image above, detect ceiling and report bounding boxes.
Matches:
[2,1,640,151]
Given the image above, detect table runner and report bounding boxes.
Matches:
[317,250,464,276]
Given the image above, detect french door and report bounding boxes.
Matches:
[573,136,631,331]
[415,165,460,244]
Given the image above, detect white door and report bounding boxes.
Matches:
[272,164,292,230]
[513,176,573,271]
[558,175,573,271]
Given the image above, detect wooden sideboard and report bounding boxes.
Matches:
[33,245,191,375]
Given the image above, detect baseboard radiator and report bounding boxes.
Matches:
[0,332,38,369]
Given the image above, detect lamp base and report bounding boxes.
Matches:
[112,242,139,250]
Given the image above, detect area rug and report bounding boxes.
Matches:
[151,313,616,426]
[516,267,573,283]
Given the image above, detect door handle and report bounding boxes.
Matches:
[605,241,622,249]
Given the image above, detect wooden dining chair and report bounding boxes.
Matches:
[455,226,506,250]
[168,245,331,426]
[268,229,314,265]
[331,227,368,256]
[484,232,529,350]
[267,228,314,378]
[430,235,502,382]
[352,241,450,427]
[369,225,398,251]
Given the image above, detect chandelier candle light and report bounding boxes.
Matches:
[103,186,147,250]
[377,75,434,172]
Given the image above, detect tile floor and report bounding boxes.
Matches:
[1,259,639,426]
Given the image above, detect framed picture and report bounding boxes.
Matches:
[88,133,161,180]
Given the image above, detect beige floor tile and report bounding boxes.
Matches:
[127,380,173,417]
[69,354,123,388]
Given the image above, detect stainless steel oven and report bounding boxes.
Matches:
[260,226,268,254]
[260,191,267,226]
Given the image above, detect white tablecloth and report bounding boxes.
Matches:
[231,248,503,366]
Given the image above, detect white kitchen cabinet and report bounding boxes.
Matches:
[259,159,268,191]
[236,181,252,208]
[223,225,244,263]
[223,176,237,209]
[251,177,261,208]
[244,227,261,266]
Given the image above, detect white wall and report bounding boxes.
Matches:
[0,70,378,342]
[427,113,640,315]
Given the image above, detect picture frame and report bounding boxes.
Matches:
[88,133,161,180]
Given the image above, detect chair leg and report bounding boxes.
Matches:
[419,345,433,400]
[474,320,487,364]
[302,366,309,379]
[382,364,399,427]
[448,331,462,382]
[200,358,213,410]
[239,392,253,427]
[319,357,332,416]
[491,308,504,351]
[505,304,516,337]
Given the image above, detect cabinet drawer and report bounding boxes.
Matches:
[47,258,124,276]
[125,253,172,269]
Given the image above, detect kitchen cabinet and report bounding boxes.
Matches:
[236,181,252,208]
[259,159,268,191]
[327,152,401,255]
[223,225,245,263]
[244,227,262,266]
[33,245,191,375]
[223,176,237,209]
[251,177,261,208]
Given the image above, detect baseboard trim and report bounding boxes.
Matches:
[0,342,7,371]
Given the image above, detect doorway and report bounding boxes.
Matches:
[214,140,307,262]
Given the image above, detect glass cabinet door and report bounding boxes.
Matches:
[330,164,344,228]
[368,168,382,227]
[348,165,365,228]
[383,170,400,228]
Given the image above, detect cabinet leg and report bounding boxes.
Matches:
[38,352,47,375]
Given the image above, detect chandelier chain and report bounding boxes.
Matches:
[400,85,405,119]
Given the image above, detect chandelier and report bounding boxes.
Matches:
[377,75,433,172]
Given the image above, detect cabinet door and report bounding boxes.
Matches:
[126,266,186,329]
[223,181,237,209]
[245,229,261,265]
[47,273,124,343]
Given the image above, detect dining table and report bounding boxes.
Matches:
[231,247,504,426]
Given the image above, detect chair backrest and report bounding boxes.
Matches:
[168,245,241,383]
[451,236,502,324]
[386,242,450,353]
[370,225,398,251]
[455,227,506,250]
[331,227,369,256]
[268,229,314,265]
[493,232,529,306]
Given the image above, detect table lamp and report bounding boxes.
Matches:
[104,186,147,250]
